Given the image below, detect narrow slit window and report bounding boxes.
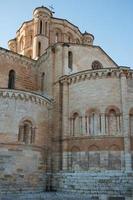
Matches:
[45,22,47,36]
[68,51,73,70]
[38,42,41,57]
[8,70,15,89]
[41,72,45,92]
[40,20,43,34]
[55,33,59,43]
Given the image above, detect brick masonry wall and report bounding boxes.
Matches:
[0,49,37,92]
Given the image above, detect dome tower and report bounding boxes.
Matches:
[33,6,52,59]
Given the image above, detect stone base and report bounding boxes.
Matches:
[0,192,132,200]
[51,171,133,200]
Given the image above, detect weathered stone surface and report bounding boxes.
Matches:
[0,5,132,200]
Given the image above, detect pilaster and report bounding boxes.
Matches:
[62,80,69,137]
[62,79,69,170]
[101,113,106,135]
[120,73,131,171]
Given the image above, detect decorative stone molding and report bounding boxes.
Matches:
[59,68,133,85]
[0,142,46,151]
[0,89,53,106]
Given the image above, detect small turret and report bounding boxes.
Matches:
[8,39,17,52]
[33,6,52,19]
[82,31,94,45]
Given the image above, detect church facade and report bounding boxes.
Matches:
[0,6,133,199]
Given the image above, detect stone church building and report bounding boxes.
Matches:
[0,6,133,199]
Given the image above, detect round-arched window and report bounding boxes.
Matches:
[92,61,103,70]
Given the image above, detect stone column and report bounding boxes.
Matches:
[79,116,82,135]
[101,113,105,135]
[116,114,121,134]
[82,116,86,136]
[18,125,24,142]
[70,118,72,136]
[120,73,131,171]
[62,80,69,137]
[63,45,69,74]
[62,79,69,170]
[105,114,109,135]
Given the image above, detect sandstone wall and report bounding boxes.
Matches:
[52,172,133,199]
[63,45,117,74]
[0,89,52,193]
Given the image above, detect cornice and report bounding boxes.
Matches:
[59,68,133,85]
[0,142,46,151]
[0,47,36,68]
[0,89,53,107]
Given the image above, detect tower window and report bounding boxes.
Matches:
[92,61,103,70]
[68,51,73,70]
[38,42,41,57]
[40,20,43,34]
[55,33,59,43]
[45,22,47,36]
[41,72,45,93]
[8,70,15,89]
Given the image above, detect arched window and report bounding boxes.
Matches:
[92,61,103,70]
[40,20,43,34]
[30,35,33,45]
[68,51,73,70]
[38,41,41,57]
[90,113,100,135]
[67,32,73,43]
[105,106,121,135]
[8,70,15,89]
[108,109,117,135]
[86,109,101,136]
[71,113,80,136]
[55,33,59,43]
[41,72,45,93]
[18,120,35,144]
[54,28,62,43]
[45,22,48,36]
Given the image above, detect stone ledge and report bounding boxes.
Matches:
[59,68,133,85]
[0,88,52,106]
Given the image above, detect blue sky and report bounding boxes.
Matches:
[0,0,132,67]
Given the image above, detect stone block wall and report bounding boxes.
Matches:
[52,172,133,199]
[62,150,124,172]
[0,89,52,194]
[0,146,46,195]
